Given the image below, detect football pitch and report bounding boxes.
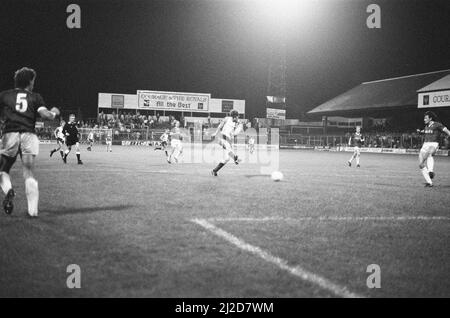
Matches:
[1,144,449,298]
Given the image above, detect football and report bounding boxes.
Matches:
[271,171,283,182]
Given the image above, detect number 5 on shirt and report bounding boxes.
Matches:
[15,93,28,112]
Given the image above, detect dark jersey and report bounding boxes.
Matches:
[351,132,364,147]
[423,122,446,143]
[0,89,45,134]
[63,122,79,142]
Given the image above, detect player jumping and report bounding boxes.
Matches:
[348,126,364,168]
[167,121,183,163]
[211,109,242,176]
[0,67,60,217]
[50,119,66,159]
[62,114,83,164]
[416,111,450,187]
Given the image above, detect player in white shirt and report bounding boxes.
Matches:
[155,129,170,158]
[50,120,66,160]
[168,121,183,163]
[105,129,113,152]
[87,126,96,151]
[248,136,255,154]
[211,110,242,176]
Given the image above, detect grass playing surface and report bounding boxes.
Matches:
[0,144,449,297]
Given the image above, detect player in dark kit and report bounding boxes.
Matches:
[62,114,83,164]
[416,111,450,187]
[0,67,60,216]
[347,126,364,168]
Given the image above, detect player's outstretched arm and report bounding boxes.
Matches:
[442,127,450,137]
[212,121,225,137]
[38,106,60,120]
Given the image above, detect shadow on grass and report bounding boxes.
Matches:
[435,184,450,188]
[43,204,135,217]
[245,174,269,179]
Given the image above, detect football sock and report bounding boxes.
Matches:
[356,156,360,165]
[421,167,432,184]
[25,178,39,216]
[76,152,81,161]
[213,162,225,173]
[426,156,434,172]
[0,172,12,195]
[60,151,64,158]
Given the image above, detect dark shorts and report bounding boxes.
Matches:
[66,138,79,147]
[161,141,168,147]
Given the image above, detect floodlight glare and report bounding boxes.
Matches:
[258,0,311,27]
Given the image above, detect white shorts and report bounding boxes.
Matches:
[171,139,182,149]
[218,135,232,152]
[1,132,39,157]
[420,142,439,156]
[106,140,112,145]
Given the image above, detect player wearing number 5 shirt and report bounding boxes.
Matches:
[0,67,60,217]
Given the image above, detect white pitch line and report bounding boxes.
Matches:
[192,218,364,298]
[206,216,450,222]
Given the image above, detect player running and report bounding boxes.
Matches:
[155,129,169,158]
[167,121,183,163]
[347,126,365,168]
[50,119,66,159]
[416,111,450,187]
[0,67,60,217]
[211,109,242,176]
[62,114,83,164]
[87,127,95,151]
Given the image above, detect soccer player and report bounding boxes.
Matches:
[62,114,83,164]
[211,109,242,176]
[105,129,112,152]
[167,121,183,163]
[416,111,450,187]
[347,126,364,168]
[0,67,60,216]
[248,136,255,154]
[50,120,66,159]
[87,127,95,151]
[155,129,169,158]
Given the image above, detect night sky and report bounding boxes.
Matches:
[1,0,449,119]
